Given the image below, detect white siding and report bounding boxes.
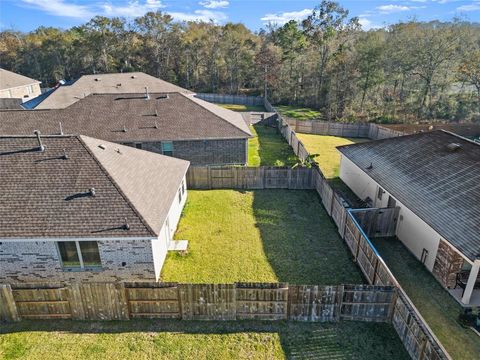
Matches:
[340,155,441,271]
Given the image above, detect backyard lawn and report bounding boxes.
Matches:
[371,237,480,360]
[161,189,363,284]
[215,103,266,112]
[0,320,409,360]
[275,105,322,121]
[248,124,298,167]
[296,134,369,179]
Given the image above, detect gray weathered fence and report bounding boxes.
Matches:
[0,282,395,323]
[196,93,264,106]
[186,166,314,190]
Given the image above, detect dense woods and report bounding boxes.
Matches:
[1,1,479,123]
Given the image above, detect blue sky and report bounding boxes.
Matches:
[0,0,479,32]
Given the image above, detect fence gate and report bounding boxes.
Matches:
[125,282,180,319]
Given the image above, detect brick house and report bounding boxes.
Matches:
[0,134,189,283]
[338,130,480,305]
[0,68,41,103]
[0,92,252,165]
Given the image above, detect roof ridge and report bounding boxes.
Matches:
[76,135,158,237]
[179,93,252,137]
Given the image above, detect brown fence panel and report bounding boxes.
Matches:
[210,167,236,188]
[340,285,395,322]
[236,167,264,189]
[331,194,347,236]
[374,261,398,287]
[320,181,334,216]
[11,284,71,320]
[288,167,313,189]
[125,282,180,319]
[351,207,399,238]
[179,283,236,320]
[356,234,378,284]
[288,285,339,322]
[0,284,19,321]
[186,166,210,189]
[264,167,289,188]
[236,283,288,320]
[344,215,360,257]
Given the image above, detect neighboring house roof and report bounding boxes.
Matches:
[0,69,40,91]
[0,135,189,239]
[0,92,252,141]
[34,72,192,109]
[337,130,480,262]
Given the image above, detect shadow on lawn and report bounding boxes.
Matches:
[251,189,363,285]
[0,319,408,360]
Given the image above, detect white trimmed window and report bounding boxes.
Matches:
[162,141,173,156]
[57,241,101,269]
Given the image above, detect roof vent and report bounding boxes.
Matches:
[59,122,64,135]
[145,86,150,100]
[123,218,130,230]
[154,109,159,117]
[94,78,101,81]
[446,143,461,152]
[89,188,96,197]
[116,148,122,154]
[154,121,158,129]
[34,130,45,152]
[116,83,122,87]
[98,144,106,150]
[157,94,169,100]
[122,125,127,132]
[131,75,136,79]
[62,149,69,160]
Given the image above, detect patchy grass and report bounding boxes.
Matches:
[0,320,408,360]
[275,105,322,121]
[215,103,266,112]
[162,190,363,284]
[296,134,369,179]
[371,237,480,360]
[247,125,298,167]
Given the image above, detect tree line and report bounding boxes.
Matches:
[1,1,479,123]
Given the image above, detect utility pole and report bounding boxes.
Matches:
[264,64,268,100]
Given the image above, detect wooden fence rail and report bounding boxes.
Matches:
[1,282,395,323]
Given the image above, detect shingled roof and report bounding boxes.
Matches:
[0,135,189,239]
[0,92,252,141]
[0,69,40,90]
[34,72,192,109]
[337,130,480,261]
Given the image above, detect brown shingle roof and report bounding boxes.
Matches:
[35,72,191,109]
[0,135,189,239]
[338,130,480,261]
[0,69,40,90]
[0,93,252,141]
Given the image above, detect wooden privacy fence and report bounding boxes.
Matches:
[0,282,395,323]
[195,93,264,106]
[186,166,314,190]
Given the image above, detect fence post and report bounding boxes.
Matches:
[336,284,344,321]
[0,284,20,322]
[207,166,212,190]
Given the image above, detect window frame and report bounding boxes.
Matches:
[178,188,182,203]
[161,141,173,156]
[56,240,102,271]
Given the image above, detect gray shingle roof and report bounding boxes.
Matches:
[338,130,480,261]
[35,72,192,109]
[0,92,252,141]
[0,135,189,239]
[0,69,40,90]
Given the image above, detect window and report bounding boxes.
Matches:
[178,189,182,203]
[135,143,142,149]
[57,241,101,270]
[377,187,384,200]
[181,180,185,195]
[162,141,173,156]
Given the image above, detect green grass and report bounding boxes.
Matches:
[215,103,266,112]
[296,134,369,179]
[247,125,298,167]
[275,105,322,121]
[161,189,363,284]
[0,320,409,360]
[370,237,480,360]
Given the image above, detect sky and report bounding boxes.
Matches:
[0,0,479,32]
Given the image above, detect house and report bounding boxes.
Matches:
[29,72,192,109]
[0,134,189,283]
[0,92,252,165]
[337,130,480,305]
[0,69,42,103]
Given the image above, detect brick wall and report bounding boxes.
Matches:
[0,240,157,283]
[432,240,464,288]
[142,139,247,165]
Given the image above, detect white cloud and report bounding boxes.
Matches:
[199,0,229,9]
[457,1,480,12]
[169,9,228,23]
[261,9,312,25]
[101,1,165,17]
[21,0,93,19]
[358,17,380,30]
[377,4,425,14]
